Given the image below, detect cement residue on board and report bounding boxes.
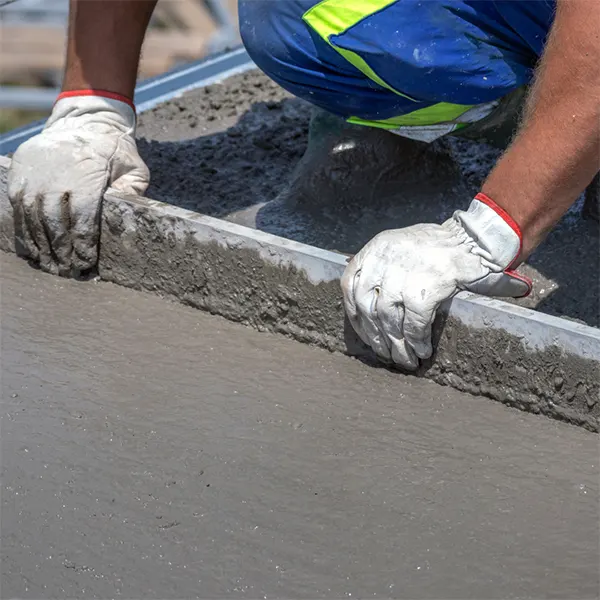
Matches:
[99,195,599,431]
[136,70,599,327]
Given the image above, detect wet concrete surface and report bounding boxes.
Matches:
[2,252,599,599]
[136,70,599,327]
[97,192,600,430]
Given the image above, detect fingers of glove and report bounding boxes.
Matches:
[404,306,435,360]
[21,193,59,274]
[350,311,391,362]
[341,252,389,358]
[38,192,74,277]
[402,273,459,360]
[377,297,419,369]
[374,284,419,370]
[70,195,101,272]
[8,189,39,262]
[339,260,370,348]
[503,270,532,298]
[353,281,393,362]
[340,252,364,321]
[389,334,419,370]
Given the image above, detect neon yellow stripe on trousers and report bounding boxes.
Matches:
[302,0,416,100]
[303,0,476,126]
[348,102,475,128]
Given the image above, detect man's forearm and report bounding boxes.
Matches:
[62,0,158,100]
[482,0,599,262]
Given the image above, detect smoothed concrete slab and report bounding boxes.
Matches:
[3,251,598,599]
[1,155,598,430]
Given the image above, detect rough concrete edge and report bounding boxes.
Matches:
[105,189,600,362]
[106,190,350,282]
[2,154,597,361]
[98,191,600,431]
[1,155,598,430]
[0,156,13,252]
[447,294,600,361]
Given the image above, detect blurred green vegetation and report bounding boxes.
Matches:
[0,109,49,134]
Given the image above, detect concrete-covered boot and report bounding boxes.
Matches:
[275,108,460,213]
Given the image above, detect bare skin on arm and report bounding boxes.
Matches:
[482,0,600,262]
[341,0,599,370]
[7,0,156,275]
[63,0,158,98]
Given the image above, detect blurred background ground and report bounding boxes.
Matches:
[0,0,240,132]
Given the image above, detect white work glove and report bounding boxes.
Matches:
[341,194,532,370]
[8,92,149,276]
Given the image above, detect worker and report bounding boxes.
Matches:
[8,0,599,370]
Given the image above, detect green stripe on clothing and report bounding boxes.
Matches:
[303,0,476,127]
[348,102,475,128]
[302,0,415,100]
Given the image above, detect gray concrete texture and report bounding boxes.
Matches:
[135,70,600,328]
[99,192,600,432]
[0,70,599,431]
[1,154,599,430]
[2,252,599,599]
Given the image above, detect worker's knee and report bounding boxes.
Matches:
[239,0,393,119]
[238,0,301,86]
[239,0,555,122]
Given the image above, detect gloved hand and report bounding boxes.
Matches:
[8,92,149,276]
[341,193,532,369]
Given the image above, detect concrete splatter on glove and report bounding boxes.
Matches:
[8,91,149,276]
[341,194,532,370]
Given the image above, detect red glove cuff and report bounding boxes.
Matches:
[474,193,531,297]
[474,192,523,269]
[56,89,135,112]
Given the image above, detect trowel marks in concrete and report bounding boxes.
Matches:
[136,70,599,327]
[2,253,598,599]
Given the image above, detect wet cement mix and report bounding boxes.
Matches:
[2,252,598,599]
[136,70,599,327]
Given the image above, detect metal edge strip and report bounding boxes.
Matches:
[1,150,599,362]
[0,46,254,155]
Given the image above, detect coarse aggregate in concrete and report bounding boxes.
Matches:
[136,70,600,328]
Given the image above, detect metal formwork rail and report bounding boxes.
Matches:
[0,46,254,155]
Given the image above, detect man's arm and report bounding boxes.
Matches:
[482,0,600,262]
[63,0,158,99]
[8,0,156,275]
[342,0,599,370]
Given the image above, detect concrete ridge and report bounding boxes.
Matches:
[122,191,600,361]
